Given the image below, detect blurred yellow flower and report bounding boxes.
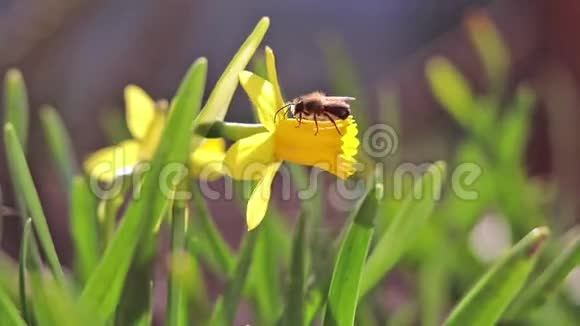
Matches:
[84,85,225,182]
[224,47,359,230]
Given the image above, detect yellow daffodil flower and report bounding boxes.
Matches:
[84,85,225,182]
[224,47,359,230]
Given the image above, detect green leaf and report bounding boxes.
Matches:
[0,252,20,306]
[79,58,207,319]
[465,12,510,88]
[282,213,308,326]
[191,17,270,149]
[23,218,99,326]
[498,85,535,165]
[70,176,100,285]
[115,243,156,326]
[0,186,3,251]
[323,182,382,326]
[426,58,474,128]
[39,106,78,189]
[305,289,324,325]
[3,69,29,149]
[30,274,99,326]
[361,162,447,296]
[420,254,449,326]
[0,285,26,326]
[190,184,234,276]
[444,227,550,326]
[504,228,580,320]
[4,123,65,284]
[167,200,190,326]
[210,231,259,325]
[18,219,33,324]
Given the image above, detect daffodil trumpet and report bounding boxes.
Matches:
[223,46,360,230]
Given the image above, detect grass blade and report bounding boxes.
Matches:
[281,212,308,326]
[70,176,100,285]
[0,252,20,306]
[167,200,190,326]
[464,11,509,88]
[191,17,270,149]
[361,162,447,296]
[210,231,259,325]
[323,182,382,326]
[420,253,448,326]
[0,285,26,326]
[425,58,474,128]
[115,241,156,326]
[18,219,33,324]
[0,186,3,255]
[444,227,550,326]
[3,69,29,149]
[23,217,99,326]
[4,123,65,284]
[39,106,78,189]
[504,228,580,320]
[79,58,207,319]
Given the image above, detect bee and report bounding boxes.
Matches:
[275,92,355,135]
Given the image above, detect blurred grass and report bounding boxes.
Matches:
[39,106,77,190]
[361,162,447,297]
[445,227,550,326]
[4,69,29,149]
[70,177,100,285]
[4,124,65,284]
[167,200,190,326]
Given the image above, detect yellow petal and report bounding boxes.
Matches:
[223,132,276,180]
[247,161,282,230]
[274,116,359,179]
[140,108,166,160]
[190,138,226,180]
[239,71,277,131]
[125,85,156,140]
[265,46,285,109]
[83,140,140,182]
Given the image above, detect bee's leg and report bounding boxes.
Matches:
[324,113,342,135]
[295,113,303,127]
[314,114,319,135]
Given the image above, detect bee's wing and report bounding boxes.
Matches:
[324,96,356,102]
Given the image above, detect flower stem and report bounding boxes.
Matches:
[195,121,267,141]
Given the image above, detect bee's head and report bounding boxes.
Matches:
[292,99,304,114]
